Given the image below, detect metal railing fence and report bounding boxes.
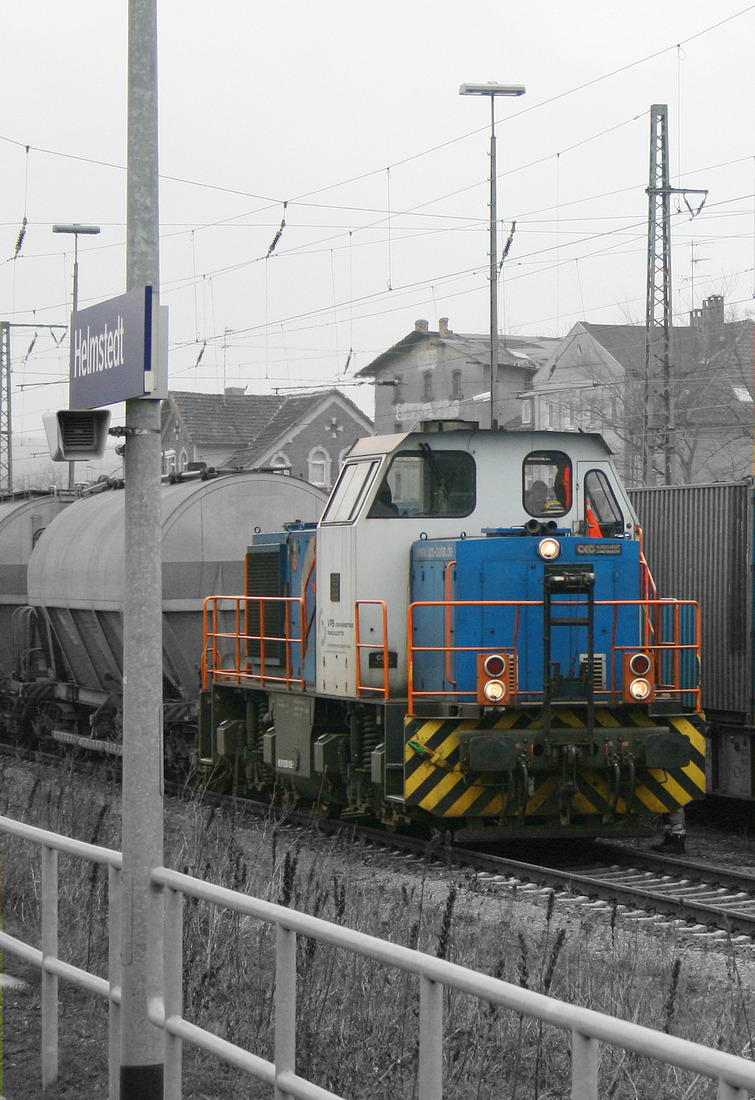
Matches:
[0,813,122,1096]
[2,812,755,1099]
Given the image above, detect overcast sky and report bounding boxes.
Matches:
[1,0,753,452]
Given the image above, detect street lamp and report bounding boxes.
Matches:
[52,223,101,488]
[52,223,101,313]
[459,82,525,429]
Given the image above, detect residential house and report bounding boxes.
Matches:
[526,296,753,486]
[355,318,559,434]
[161,388,373,491]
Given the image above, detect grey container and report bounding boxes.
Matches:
[629,482,754,798]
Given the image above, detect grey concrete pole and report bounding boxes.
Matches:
[488,95,498,431]
[69,236,80,491]
[120,0,164,1096]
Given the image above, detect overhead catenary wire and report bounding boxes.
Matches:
[4,5,751,206]
[3,8,752,402]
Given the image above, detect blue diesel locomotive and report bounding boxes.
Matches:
[200,421,705,839]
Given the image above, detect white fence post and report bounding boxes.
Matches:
[419,975,443,1100]
[275,924,297,1100]
[163,886,184,1100]
[109,865,122,1099]
[41,843,58,1090]
[572,1029,599,1099]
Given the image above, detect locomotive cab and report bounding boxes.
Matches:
[314,424,638,701]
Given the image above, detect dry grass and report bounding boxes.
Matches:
[1,758,754,1098]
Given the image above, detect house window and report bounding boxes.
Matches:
[178,449,189,472]
[308,446,332,488]
[584,397,598,431]
[392,376,404,405]
[162,450,177,476]
[422,371,433,402]
[451,370,463,401]
[521,399,532,425]
[271,451,292,474]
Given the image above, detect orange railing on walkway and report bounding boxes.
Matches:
[203,594,307,692]
[407,597,701,716]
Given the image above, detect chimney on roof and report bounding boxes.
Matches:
[438,317,452,337]
[225,386,246,396]
[690,295,725,337]
[702,295,724,332]
[414,319,429,333]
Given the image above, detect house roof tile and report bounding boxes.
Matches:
[168,388,373,468]
[356,327,558,377]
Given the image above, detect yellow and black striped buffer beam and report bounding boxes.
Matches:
[403,708,706,821]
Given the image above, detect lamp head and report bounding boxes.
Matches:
[459,82,526,97]
[52,224,101,235]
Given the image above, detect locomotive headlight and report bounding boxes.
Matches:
[622,652,656,703]
[477,651,515,705]
[482,679,507,703]
[538,537,561,561]
[628,677,652,701]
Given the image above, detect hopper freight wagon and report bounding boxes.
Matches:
[0,490,69,734]
[2,470,327,764]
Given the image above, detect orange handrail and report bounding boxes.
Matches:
[407,597,701,716]
[301,550,317,660]
[355,600,390,699]
[203,594,307,692]
[636,525,658,604]
[444,560,457,687]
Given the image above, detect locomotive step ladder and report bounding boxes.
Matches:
[542,562,596,736]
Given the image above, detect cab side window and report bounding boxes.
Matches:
[523,451,572,518]
[584,469,623,537]
[321,460,380,524]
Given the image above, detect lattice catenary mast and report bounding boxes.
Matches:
[0,322,10,492]
[643,104,707,485]
[0,322,70,494]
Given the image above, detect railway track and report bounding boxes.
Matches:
[329,828,755,945]
[6,742,755,944]
[435,839,755,944]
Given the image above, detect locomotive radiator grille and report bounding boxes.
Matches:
[403,709,706,827]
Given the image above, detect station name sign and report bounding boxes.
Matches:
[69,286,165,408]
[73,315,125,379]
